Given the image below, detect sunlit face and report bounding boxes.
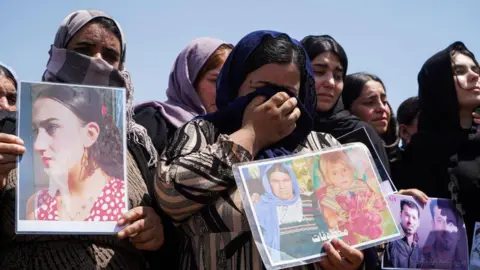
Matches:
[32,98,99,176]
[432,205,459,251]
[269,171,294,200]
[351,80,391,135]
[67,23,122,69]
[311,51,344,112]
[400,204,420,236]
[196,49,231,113]
[0,75,16,111]
[237,63,300,97]
[452,53,480,111]
[325,161,354,189]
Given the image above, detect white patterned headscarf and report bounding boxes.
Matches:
[42,9,157,166]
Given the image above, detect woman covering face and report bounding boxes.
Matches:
[155,30,366,270]
[42,10,156,165]
[0,10,170,270]
[0,63,17,112]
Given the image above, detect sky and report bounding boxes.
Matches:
[1,0,479,113]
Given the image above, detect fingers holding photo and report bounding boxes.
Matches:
[117,206,164,251]
[319,239,364,270]
[398,188,429,205]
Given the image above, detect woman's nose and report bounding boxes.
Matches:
[33,130,49,153]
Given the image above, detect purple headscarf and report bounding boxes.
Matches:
[135,37,230,128]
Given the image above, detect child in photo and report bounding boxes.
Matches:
[315,150,386,245]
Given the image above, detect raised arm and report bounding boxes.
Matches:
[154,120,253,224]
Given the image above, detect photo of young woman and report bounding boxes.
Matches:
[17,82,127,233]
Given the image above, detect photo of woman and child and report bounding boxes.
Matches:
[17,82,126,233]
[238,144,399,266]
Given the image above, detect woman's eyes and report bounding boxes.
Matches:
[455,66,467,75]
[73,47,92,56]
[313,70,342,81]
[45,124,59,135]
[33,124,60,136]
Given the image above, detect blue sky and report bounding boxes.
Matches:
[1,0,479,112]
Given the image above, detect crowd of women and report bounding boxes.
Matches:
[0,8,479,270]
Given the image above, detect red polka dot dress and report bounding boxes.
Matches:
[35,178,126,221]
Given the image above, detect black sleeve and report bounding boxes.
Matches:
[133,106,175,156]
[397,130,468,198]
[361,123,391,174]
[129,106,181,269]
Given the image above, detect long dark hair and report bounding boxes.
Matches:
[35,85,123,179]
[301,35,348,78]
[343,72,400,148]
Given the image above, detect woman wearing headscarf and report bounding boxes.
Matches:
[255,163,329,263]
[154,30,366,270]
[0,10,173,269]
[0,63,18,112]
[342,72,400,165]
[301,36,427,205]
[401,41,480,246]
[301,36,390,171]
[133,38,233,158]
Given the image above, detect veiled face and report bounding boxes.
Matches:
[237,63,301,97]
[452,52,480,111]
[0,75,16,111]
[67,22,122,69]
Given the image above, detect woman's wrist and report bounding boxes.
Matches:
[230,127,258,156]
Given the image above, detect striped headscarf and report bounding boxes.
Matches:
[42,9,157,166]
[0,62,18,90]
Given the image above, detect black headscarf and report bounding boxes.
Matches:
[199,30,316,160]
[403,41,480,247]
[301,35,362,138]
[301,37,393,177]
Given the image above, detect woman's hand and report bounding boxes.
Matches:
[398,188,429,205]
[117,206,164,251]
[232,92,301,156]
[318,238,364,270]
[0,133,26,189]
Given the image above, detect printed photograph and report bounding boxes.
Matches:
[16,81,127,234]
[236,144,400,268]
[470,222,480,270]
[382,194,469,270]
[337,127,397,194]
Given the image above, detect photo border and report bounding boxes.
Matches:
[381,194,470,270]
[234,143,401,269]
[16,81,128,234]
